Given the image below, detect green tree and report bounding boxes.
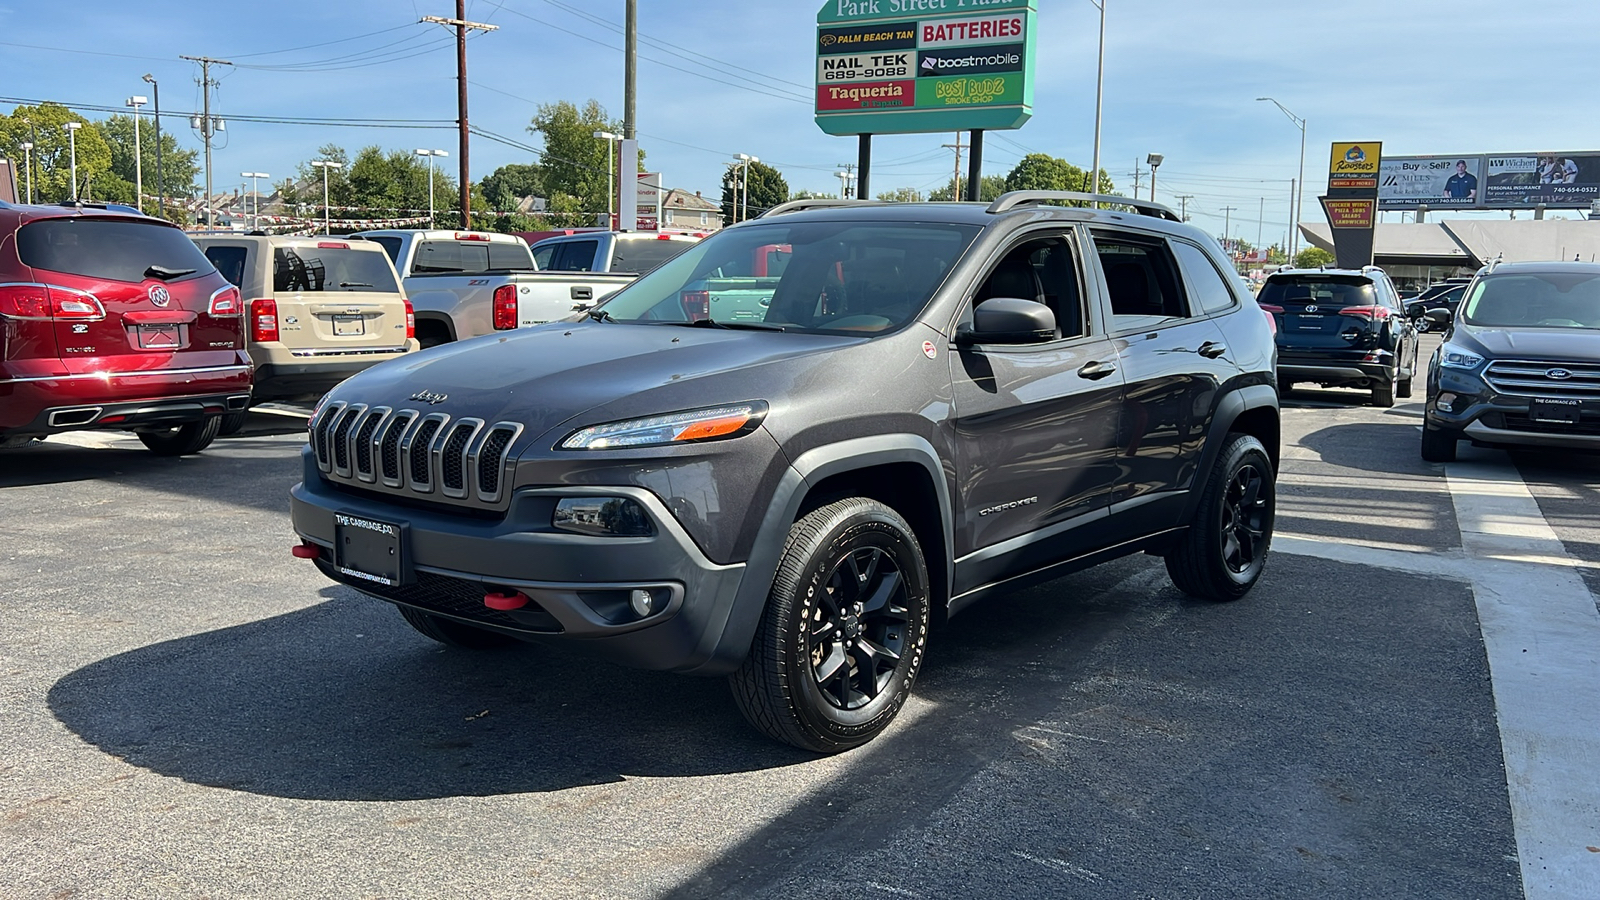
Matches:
[875,186,924,203]
[1294,246,1335,268]
[1002,153,1114,201]
[99,113,200,209]
[722,160,788,222]
[479,163,543,212]
[0,103,113,203]
[928,174,1008,202]
[790,189,838,201]
[286,143,353,209]
[527,100,638,223]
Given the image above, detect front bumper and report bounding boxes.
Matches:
[1426,366,1600,451]
[289,449,753,674]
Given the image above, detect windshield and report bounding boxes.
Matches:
[595,221,981,334]
[1462,272,1600,328]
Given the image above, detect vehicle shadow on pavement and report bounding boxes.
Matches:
[47,586,815,799]
[0,438,305,513]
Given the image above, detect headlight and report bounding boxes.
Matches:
[560,402,767,450]
[1438,344,1484,370]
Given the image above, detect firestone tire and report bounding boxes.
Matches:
[138,416,222,456]
[1166,433,1275,602]
[397,606,520,649]
[730,498,930,754]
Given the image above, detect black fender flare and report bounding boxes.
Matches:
[1177,383,1280,525]
[684,434,955,675]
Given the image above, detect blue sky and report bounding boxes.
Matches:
[3,0,1599,245]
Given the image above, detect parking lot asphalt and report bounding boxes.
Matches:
[2,343,1596,899]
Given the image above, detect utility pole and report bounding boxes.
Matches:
[624,0,637,140]
[423,5,497,230]
[1220,206,1238,258]
[942,132,965,199]
[179,55,231,227]
[1129,160,1143,199]
[835,163,856,199]
[1257,196,1265,252]
[1175,194,1193,221]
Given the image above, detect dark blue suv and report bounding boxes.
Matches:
[1258,266,1419,407]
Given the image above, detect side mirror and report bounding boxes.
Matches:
[1425,307,1453,326]
[956,297,1057,346]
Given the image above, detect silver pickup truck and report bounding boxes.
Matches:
[519,231,700,326]
[357,229,643,346]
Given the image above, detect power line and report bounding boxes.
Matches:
[225,23,418,59]
[0,95,456,128]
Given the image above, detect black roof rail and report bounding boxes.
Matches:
[986,191,1182,222]
[759,199,888,218]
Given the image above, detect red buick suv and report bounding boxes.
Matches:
[0,201,252,455]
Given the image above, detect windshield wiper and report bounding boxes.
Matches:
[587,308,615,323]
[675,318,786,332]
[338,282,373,288]
[145,264,195,280]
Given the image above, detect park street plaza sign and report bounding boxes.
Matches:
[815,0,1037,136]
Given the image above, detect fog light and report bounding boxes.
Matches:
[1437,392,1458,413]
[630,589,654,617]
[553,497,654,536]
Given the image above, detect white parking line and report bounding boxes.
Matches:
[1277,462,1600,897]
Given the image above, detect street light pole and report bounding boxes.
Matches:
[310,160,342,234]
[19,142,32,204]
[1258,97,1307,259]
[142,74,163,217]
[126,96,147,211]
[734,153,758,222]
[64,121,82,200]
[1146,153,1163,202]
[594,132,619,230]
[1088,0,1105,207]
[415,150,448,228]
[241,172,268,231]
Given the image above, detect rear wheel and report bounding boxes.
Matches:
[1166,433,1275,601]
[1371,379,1396,408]
[397,606,519,649]
[730,498,930,753]
[217,410,249,436]
[1421,425,1460,463]
[138,416,221,456]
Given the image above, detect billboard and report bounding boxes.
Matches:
[636,172,662,232]
[815,0,1037,137]
[1380,153,1600,210]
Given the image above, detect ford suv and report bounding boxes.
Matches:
[288,193,1281,752]
[1422,261,1600,461]
[0,201,250,455]
[193,234,417,432]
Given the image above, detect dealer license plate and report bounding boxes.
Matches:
[136,324,182,349]
[333,314,366,336]
[1529,398,1581,425]
[334,512,407,586]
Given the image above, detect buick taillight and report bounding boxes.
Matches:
[403,299,415,339]
[492,284,517,330]
[209,286,242,317]
[250,298,279,342]
[1338,305,1391,321]
[48,287,106,320]
[0,284,50,318]
[681,290,710,322]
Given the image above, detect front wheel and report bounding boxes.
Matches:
[138,417,221,456]
[730,498,930,753]
[1166,433,1275,601]
[1421,425,1460,463]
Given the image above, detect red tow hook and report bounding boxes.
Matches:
[485,591,530,611]
[291,543,321,560]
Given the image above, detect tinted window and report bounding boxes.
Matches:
[531,244,556,270]
[1258,276,1376,309]
[1172,241,1238,314]
[973,236,1084,338]
[273,247,399,293]
[203,245,249,288]
[611,238,695,275]
[1463,272,1600,328]
[1091,232,1188,323]
[18,217,214,284]
[598,221,980,335]
[368,236,403,267]
[488,241,535,271]
[411,240,490,274]
[549,240,600,272]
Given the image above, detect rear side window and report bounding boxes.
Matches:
[531,244,556,270]
[1171,241,1239,314]
[203,245,249,288]
[612,238,694,275]
[549,240,599,272]
[368,236,403,267]
[273,247,400,293]
[1090,232,1189,323]
[19,217,214,284]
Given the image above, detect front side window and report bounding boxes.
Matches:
[1463,272,1600,328]
[611,238,696,275]
[19,217,214,284]
[596,220,981,335]
[1090,231,1189,327]
[273,247,400,293]
[549,240,599,272]
[970,235,1085,339]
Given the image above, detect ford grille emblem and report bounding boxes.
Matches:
[410,390,449,405]
[1547,368,1574,380]
[148,285,172,308]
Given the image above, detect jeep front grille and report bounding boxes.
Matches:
[308,404,522,505]
[1484,360,1600,398]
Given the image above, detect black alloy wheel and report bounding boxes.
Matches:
[731,497,930,753]
[1166,432,1275,600]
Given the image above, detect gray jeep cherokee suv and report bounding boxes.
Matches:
[289,192,1281,752]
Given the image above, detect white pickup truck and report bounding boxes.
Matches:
[357,229,641,346]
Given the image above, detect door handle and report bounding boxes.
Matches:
[1078,360,1118,380]
[571,286,594,301]
[1198,341,1228,359]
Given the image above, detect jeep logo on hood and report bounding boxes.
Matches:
[409,390,449,405]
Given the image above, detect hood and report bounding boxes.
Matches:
[325,321,860,438]
[1456,324,1600,363]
